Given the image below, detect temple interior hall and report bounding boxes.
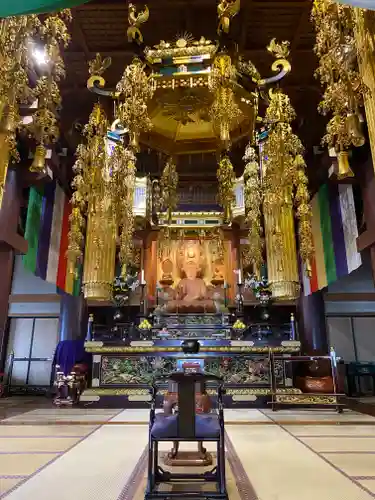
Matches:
[3,0,375,499]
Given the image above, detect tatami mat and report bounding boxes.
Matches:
[227,425,375,500]
[2,408,375,499]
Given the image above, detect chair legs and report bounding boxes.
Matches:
[145,437,228,500]
[217,435,226,495]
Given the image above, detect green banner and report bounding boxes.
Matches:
[0,0,90,17]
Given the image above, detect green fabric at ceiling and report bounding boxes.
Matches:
[319,183,337,285]
[0,0,89,17]
[23,187,44,274]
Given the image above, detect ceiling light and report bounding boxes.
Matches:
[33,47,48,66]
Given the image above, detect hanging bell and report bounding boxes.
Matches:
[305,259,312,279]
[223,204,232,224]
[337,151,354,180]
[129,131,140,153]
[30,145,46,173]
[1,106,17,134]
[346,113,365,148]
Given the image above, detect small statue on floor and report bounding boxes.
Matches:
[53,364,88,407]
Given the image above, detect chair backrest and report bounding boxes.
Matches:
[167,371,222,438]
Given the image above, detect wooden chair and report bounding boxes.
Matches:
[145,371,228,500]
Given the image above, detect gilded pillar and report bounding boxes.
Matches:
[0,107,15,209]
[355,9,375,172]
[82,209,117,301]
[264,197,300,300]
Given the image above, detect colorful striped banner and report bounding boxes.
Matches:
[303,183,361,296]
[23,182,82,296]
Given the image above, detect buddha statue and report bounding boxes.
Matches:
[164,242,221,313]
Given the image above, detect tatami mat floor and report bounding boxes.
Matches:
[1,407,375,499]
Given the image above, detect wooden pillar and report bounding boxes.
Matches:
[356,156,375,281]
[354,9,375,281]
[0,168,27,371]
[297,290,328,355]
[0,247,14,371]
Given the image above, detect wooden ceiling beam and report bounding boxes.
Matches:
[71,11,91,61]
[79,1,310,10]
[64,47,314,59]
[239,0,252,50]
[291,2,313,52]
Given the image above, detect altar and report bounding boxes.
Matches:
[55,23,345,412]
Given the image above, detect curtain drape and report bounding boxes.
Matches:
[0,0,89,17]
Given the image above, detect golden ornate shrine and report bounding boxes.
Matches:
[65,0,314,305]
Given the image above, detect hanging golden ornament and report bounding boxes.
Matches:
[243,144,263,273]
[312,0,368,170]
[262,89,313,295]
[0,15,41,207]
[116,58,154,153]
[217,155,235,223]
[160,157,178,225]
[209,54,241,148]
[29,10,71,173]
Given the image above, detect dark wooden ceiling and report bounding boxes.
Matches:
[60,0,326,178]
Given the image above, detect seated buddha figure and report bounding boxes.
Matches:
[165,243,216,313]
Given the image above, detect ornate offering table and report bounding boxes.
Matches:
[80,337,304,408]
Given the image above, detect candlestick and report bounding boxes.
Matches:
[236,283,244,315]
[238,269,242,285]
[86,314,94,342]
[223,281,228,308]
[140,283,147,317]
[290,312,296,341]
[141,269,145,284]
